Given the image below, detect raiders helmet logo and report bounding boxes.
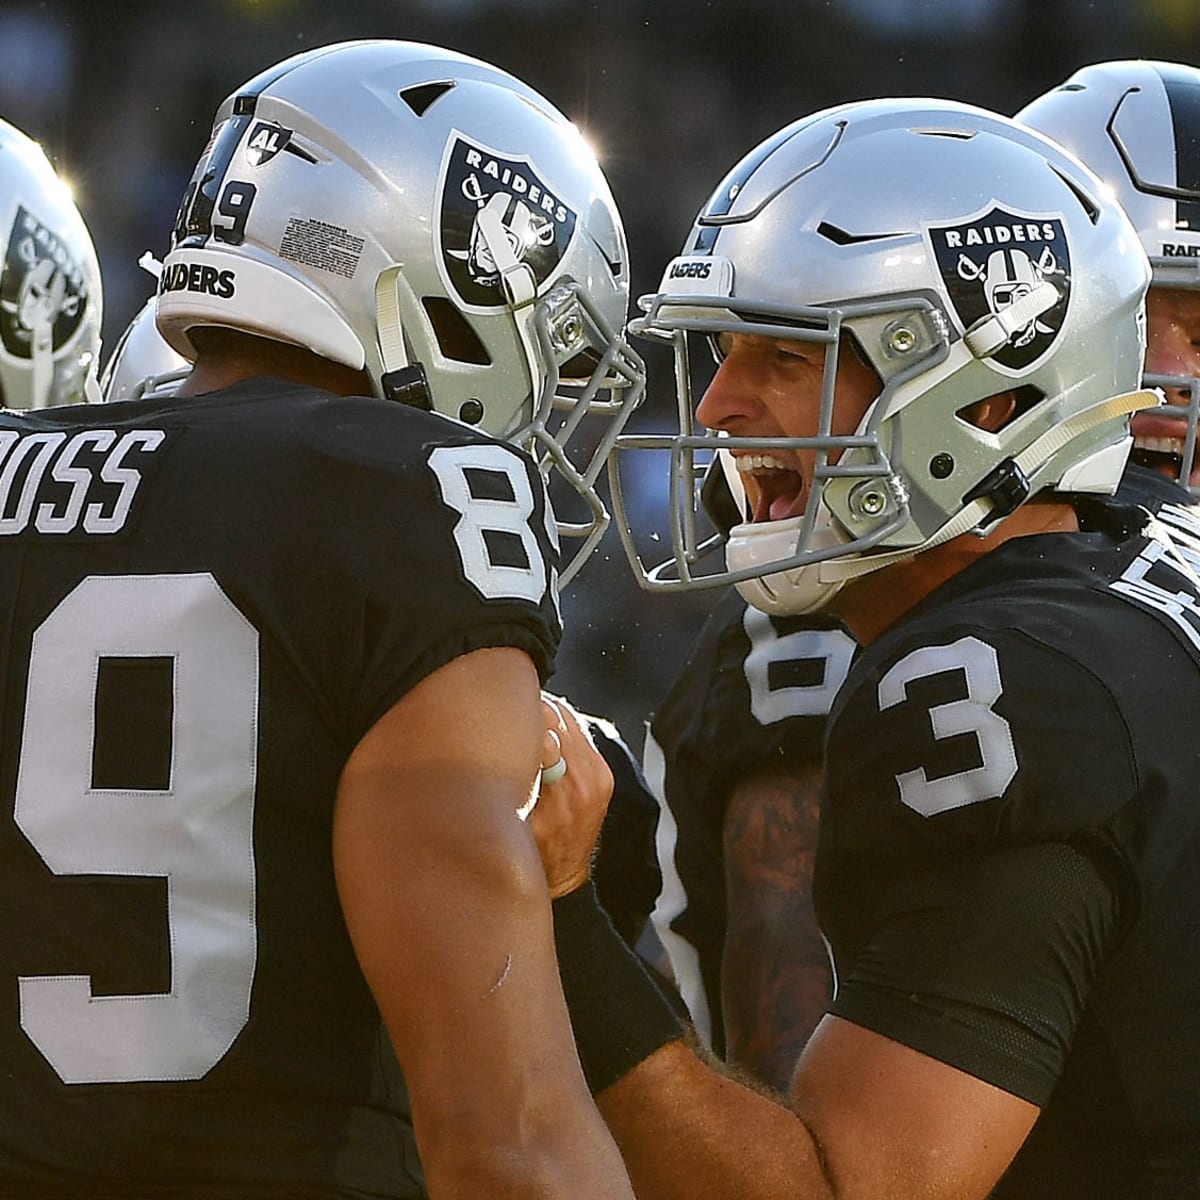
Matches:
[437,134,577,310]
[926,204,1071,371]
[0,206,89,360]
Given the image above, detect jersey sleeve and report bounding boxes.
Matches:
[654,594,856,807]
[652,594,857,869]
[583,712,663,949]
[822,623,1139,861]
[285,400,563,747]
[828,840,1123,1104]
[818,621,1141,1103]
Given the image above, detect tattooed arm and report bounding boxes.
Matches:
[720,759,831,1092]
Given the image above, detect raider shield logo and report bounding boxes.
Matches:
[0,206,89,361]
[926,204,1071,372]
[438,134,576,310]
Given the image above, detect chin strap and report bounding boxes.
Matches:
[475,201,542,426]
[374,267,432,408]
[374,266,409,378]
[29,316,53,408]
[816,388,1162,587]
[964,280,1059,360]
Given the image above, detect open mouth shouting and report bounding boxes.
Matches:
[1130,410,1199,487]
[734,452,807,522]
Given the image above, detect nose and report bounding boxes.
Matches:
[695,350,763,432]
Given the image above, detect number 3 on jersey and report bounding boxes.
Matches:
[877,635,1018,817]
[15,573,257,1084]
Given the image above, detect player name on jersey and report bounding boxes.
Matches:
[0,427,165,535]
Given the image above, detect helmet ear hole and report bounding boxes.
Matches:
[422,297,491,365]
[956,385,1043,433]
[560,347,601,381]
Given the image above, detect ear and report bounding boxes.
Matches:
[960,390,1019,433]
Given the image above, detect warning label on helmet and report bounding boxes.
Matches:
[279,218,364,280]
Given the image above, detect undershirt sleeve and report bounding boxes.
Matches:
[828,840,1123,1105]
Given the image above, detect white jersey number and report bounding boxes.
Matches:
[14,573,258,1084]
[742,607,857,724]
[429,443,556,605]
[877,635,1017,817]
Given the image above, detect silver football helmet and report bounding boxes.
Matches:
[611,98,1153,615]
[101,296,191,402]
[156,39,644,581]
[1016,60,1200,494]
[0,116,102,408]
[101,256,191,402]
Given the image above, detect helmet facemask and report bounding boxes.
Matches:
[612,295,912,607]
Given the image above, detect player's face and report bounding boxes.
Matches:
[695,332,879,523]
[1136,287,1200,488]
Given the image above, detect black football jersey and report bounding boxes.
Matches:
[645,586,855,1053]
[0,379,561,1196]
[819,487,1200,1196]
[643,462,1181,1062]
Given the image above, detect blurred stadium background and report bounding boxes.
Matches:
[6,0,1197,745]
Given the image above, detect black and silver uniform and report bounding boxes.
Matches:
[645,462,1184,1060]
[819,482,1200,1197]
[0,379,561,1197]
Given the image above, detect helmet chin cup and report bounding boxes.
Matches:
[727,510,850,616]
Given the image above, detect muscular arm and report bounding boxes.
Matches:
[593,840,1124,1198]
[722,760,831,1091]
[600,820,1041,1195]
[596,1017,1036,1200]
[333,647,634,1200]
[535,703,1061,1200]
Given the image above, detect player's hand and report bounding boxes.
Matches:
[529,693,614,899]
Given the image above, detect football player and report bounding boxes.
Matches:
[0,114,101,408]
[641,542,852,1088]
[632,329,855,1081]
[535,97,1200,1197]
[0,40,645,1199]
[639,59,1200,1098]
[96,173,662,969]
[1017,60,1200,497]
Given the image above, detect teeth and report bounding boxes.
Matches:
[1135,434,1186,457]
[735,453,792,472]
